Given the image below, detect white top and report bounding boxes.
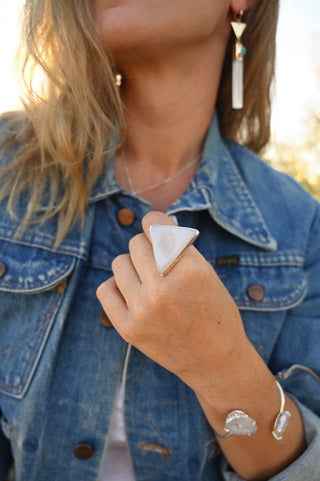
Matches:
[99,347,135,481]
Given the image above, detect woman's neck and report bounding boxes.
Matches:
[114,38,227,209]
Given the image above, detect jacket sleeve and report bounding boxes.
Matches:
[221,201,320,480]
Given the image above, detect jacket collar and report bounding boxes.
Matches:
[89,114,277,251]
[188,115,277,250]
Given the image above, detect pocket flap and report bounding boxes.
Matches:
[0,241,76,293]
[214,253,307,311]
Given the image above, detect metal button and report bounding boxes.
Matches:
[0,262,6,278]
[118,208,135,226]
[247,284,265,302]
[140,443,171,457]
[57,281,67,294]
[73,444,94,460]
[100,311,113,328]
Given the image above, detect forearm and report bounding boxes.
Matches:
[195,341,306,481]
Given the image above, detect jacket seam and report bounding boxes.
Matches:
[0,228,86,260]
[0,297,60,394]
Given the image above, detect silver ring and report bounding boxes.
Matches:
[150,225,199,276]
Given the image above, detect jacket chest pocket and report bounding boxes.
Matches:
[0,240,76,399]
[214,253,306,311]
[213,253,307,361]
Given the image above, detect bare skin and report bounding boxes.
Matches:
[91,0,231,210]
[93,0,306,478]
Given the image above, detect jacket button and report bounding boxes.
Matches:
[57,281,67,294]
[0,262,6,278]
[100,311,113,328]
[73,444,94,460]
[118,208,135,226]
[247,284,265,302]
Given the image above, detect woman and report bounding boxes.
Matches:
[0,0,319,480]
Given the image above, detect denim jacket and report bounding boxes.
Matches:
[0,115,320,481]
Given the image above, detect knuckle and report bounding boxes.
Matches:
[142,211,169,228]
[142,211,158,226]
[190,255,210,277]
[131,302,145,321]
[122,324,139,345]
[128,233,145,252]
[111,256,120,271]
[147,283,168,308]
[96,283,104,301]
[111,254,126,272]
[96,280,107,298]
[96,277,112,300]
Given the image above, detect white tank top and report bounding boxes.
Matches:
[99,347,135,481]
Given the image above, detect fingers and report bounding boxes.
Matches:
[97,211,200,327]
[128,233,160,283]
[111,253,142,307]
[96,276,128,328]
[96,253,142,324]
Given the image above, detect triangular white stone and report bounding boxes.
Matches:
[231,21,246,40]
[150,225,199,276]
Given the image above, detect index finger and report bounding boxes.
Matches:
[142,211,178,243]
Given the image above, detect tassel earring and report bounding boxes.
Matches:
[231,10,247,109]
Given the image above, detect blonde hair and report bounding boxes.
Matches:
[0,0,279,245]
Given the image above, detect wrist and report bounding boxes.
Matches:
[195,340,280,435]
[213,381,291,441]
[196,338,262,411]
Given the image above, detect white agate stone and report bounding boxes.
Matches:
[150,225,199,276]
[232,59,243,109]
[224,410,258,436]
[272,410,291,440]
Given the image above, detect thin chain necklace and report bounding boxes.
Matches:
[121,150,200,195]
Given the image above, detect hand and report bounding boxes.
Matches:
[98,211,306,480]
[96,211,251,404]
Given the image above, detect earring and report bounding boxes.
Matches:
[231,10,247,109]
[115,73,123,87]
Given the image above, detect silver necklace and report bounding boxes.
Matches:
[122,150,200,195]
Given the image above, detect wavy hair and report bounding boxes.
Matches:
[0,0,279,245]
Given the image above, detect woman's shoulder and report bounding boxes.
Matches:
[227,139,319,215]
[224,139,320,255]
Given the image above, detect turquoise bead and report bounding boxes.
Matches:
[241,46,247,57]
